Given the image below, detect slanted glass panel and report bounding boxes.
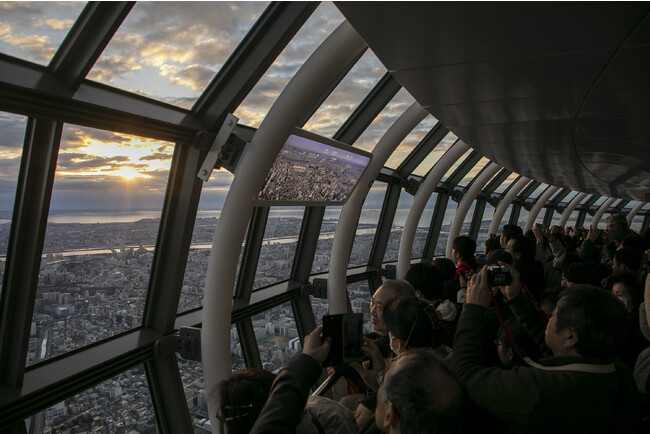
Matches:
[579,194,593,205]
[28,125,173,366]
[494,172,520,195]
[349,281,372,334]
[311,206,342,274]
[611,198,623,208]
[477,203,496,248]
[349,184,386,267]
[88,2,268,109]
[592,196,607,207]
[412,132,458,177]
[385,116,438,170]
[528,183,549,200]
[256,302,299,372]
[25,365,156,433]
[560,190,580,206]
[234,2,345,127]
[458,157,490,188]
[353,88,415,153]
[383,190,414,263]
[622,200,639,212]
[440,149,473,184]
[178,169,235,313]
[0,2,85,65]
[303,49,387,138]
[411,193,438,259]
[253,208,303,289]
[0,112,25,295]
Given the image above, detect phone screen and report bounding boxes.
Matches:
[321,313,364,367]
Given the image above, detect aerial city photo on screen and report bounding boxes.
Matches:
[257,133,371,204]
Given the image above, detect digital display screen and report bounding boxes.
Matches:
[256,129,372,206]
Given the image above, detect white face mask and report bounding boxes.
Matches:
[616,296,629,309]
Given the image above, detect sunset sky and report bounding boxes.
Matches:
[0,1,487,215]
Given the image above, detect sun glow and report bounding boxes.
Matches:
[116,166,150,180]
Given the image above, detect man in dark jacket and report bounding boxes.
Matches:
[453,266,640,433]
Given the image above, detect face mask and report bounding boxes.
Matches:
[616,296,629,309]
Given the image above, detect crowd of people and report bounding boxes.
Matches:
[216,213,650,433]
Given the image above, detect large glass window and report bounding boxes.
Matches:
[0,112,25,293]
[88,1,268,109]
[179,170,235,313]
[411,193,438,259]
[254,208,303,289]
[0,1,85,65]
[235,2,345,128]
[383,190,414,263]
[256,302,299,372]
[631,214,645,233]
[26,365,157,433]
[311,206,342,274]
[349,184,386,267]
[477,203,496,248]
[28,125,173,366]
[177,324,242,431]
[517,207,530,228]
[435,199,458,256]
[349,281,372,334]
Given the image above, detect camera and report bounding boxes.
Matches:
[321,313,365,367]
[487,265,512,287]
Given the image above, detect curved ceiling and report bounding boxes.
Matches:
[336,2,650,201]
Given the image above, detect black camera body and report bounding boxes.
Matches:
[321,313,364,367]
[487,265,512,287]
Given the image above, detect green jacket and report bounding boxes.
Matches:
[453,294,640,433]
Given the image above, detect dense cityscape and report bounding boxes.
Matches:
[1,212,476,433]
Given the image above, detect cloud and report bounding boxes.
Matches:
[33,17,75,31]
[159,63,216,91]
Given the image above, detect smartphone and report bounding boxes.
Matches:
[321,313,365,367]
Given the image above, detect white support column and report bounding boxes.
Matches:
[445,163,501,258]
[627,202,646,226]
[591,197,617,228]
[328,103,429,314]
[558,192,587,228]
[524,186,560,233]
[201,21,366,432]
[488,176,530,237]
[396,141,470,278]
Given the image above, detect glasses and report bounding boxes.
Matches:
[493,339,502,348]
